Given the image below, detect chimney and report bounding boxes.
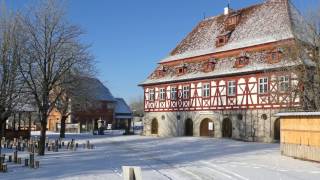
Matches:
[224,7,229,15]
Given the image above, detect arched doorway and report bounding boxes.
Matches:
[185,119,193,136]
[151,118,158,135]
[200,118,214,137]
[222,118,232,138]
[274,118,280,141]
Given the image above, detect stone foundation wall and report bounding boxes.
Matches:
[143,109,282,143]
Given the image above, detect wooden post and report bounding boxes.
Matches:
[35,161,40,169]
[14,151,18,163]
[28,113,32,134]
[13,113,16,131]
[1,163,7,173]
[0,155,4,164]
[86,140,90,149]
[18,113,21,131]
[29,154,34,168]
[24,119,26,131]
[122,166,142,180]
[25,158,29,167]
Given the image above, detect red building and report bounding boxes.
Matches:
[140,0,314,142]
[48,77,132,133]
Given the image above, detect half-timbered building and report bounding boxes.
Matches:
[140,0,314,142]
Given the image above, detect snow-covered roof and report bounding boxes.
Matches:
[159,0,313,63]
[276,112,320,117]
[140,0,316,86]
[115,98,132,116]
[140,52,298,85]
[77,77,116,102]
[13,103,36,112]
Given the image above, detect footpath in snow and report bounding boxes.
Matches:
[1,132,320,180]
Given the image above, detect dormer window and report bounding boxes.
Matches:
[176,64,187,76]
[267,49,282,64]
[155,66,166,78]
[225,13,241,31]
[216,32,231,47]
[234,55,249,68]
[202,58,217,73]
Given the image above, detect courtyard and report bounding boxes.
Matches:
[1,133,320,180]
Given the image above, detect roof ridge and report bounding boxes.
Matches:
[203,2,263,22]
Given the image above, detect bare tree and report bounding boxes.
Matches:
[18,0,93,155]
[129,96,144,116]
[0,7,25,136]
[283,1,320,111]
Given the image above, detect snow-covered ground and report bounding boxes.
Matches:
[1,132,320,180]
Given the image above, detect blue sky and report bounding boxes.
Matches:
[5,0,319,103]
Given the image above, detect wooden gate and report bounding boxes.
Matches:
[274,118,280,141]
[222,118,232,138]
[200,119,214,137]
[185,119,193,136]
[151,118,158,135]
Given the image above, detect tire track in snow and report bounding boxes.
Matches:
[109,139,204,180]
[200,161,249,180]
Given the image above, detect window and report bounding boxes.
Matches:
[183,86,190,99]
[171,87,177,100]
[149,89,155,101]
[155,70,165,78]
[107,103,114,109]
[202,59,216,72]
[216,35,228,47]
[202,83,210,98]
[228,81,236,96]
[234,56,249,68]
[176,64,187,75]
[259,77,268,94]
[267,51,282,64]
[159,88,166,100]
[225,14,240,29]
[279,76,289,92]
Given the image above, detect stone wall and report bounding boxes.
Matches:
[143,108,282,142]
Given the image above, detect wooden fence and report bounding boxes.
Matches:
[4,130,31,140]
[278,112,320,162]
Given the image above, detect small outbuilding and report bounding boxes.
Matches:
[276,112,320,162]
[114,98,132,133]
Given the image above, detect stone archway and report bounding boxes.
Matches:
[200,118,214,137]
[222,118,232,138]
[151,118,158,135]
[185,119,193,136]
[274,118,280,141]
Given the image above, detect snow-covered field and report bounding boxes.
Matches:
[1,132,320,180]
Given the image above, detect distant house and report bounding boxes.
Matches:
[5,103,37,139]
[47,77,132,133]
[114,98,133,130]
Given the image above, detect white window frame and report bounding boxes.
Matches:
[202,83,210,98]
[228,80,236,96]
[259,77,268,94]
[279,76,289,92]
[182,86,190,99]
[159,88,166,101]
[171,87,177,100]
[149,89,155,101]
